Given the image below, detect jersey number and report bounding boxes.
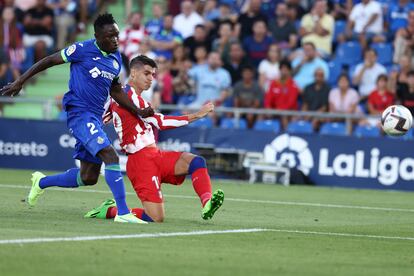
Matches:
[152,176,163,199]
[87,123,98,135]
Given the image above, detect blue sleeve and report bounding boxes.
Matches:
[60,42,85,63]
[112,53,122,85]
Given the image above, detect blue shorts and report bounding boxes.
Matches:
[67,111,111,164]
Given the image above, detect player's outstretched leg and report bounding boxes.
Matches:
[27,172,46,207]
[202,189,224,220]
[188,156,224,219]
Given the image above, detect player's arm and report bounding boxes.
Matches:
[0,51,64,97]
[144,102,214,130]
[109,82,154,118]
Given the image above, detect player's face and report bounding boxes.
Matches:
[96,23,120,53]
[132,65,156,91]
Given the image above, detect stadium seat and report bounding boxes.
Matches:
[188,117,214,128]
[335,41,363,66]
[328,59,343,86]
[253,119,281,133]
[333,20,346,42]
[371,43,393,66]
[176,95,196,106]
[220,118,247,129]
[353,125,381,138]
[319,122,347,136]
[287,120,314,134]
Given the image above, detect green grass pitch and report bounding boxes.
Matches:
[0,168,414,276]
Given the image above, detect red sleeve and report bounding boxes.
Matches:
[264,82,274,109]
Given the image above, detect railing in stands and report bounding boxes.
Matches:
[0,98,380,134]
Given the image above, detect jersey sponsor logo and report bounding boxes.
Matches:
[66,44,76,56]
[88,67,115,80]
[113,60,119,70]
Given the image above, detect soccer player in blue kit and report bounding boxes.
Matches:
[0,14,152,224]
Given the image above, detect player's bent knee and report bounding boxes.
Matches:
[81,177,98,186]
[188,156,207,174]
[151,214,164,223]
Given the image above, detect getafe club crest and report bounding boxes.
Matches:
[113,60,119,70]
[97,136,104,144]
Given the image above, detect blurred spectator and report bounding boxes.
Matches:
[396,70,414,116]
[389,55,411,92]
[207,2,237,40]
[203,0,220,21]
[119,12,148,61]
[299,0,334,56]
[367,75,395,117]
[268,2,298,57]
[153,55,173,106]
[393,10,414,65]
[342,0,385,49]
[1,6,24,80]
[150,14,183,61]
[170,44,187,76]
[264,60,300,129]
[194,45,208,65]
[188,51,231,107]
[235,0,267,41]
[329,74,360,115]
[2,0,25,23]
[332,0,353,20]
[145,3,164,36]
[135,38,156,60]
[301,68,330,129]
[286,0,306,21]
[14,0,36,11]
[233,65,263,128]
[291,42,329,90]
[352,48,387,100]
[172,58,195,101]
[47,0,76,50]
[386,0,413,39]
[212,21,237,64]
[0,47,9,116]
[242,20,274,67]
[22,0,54,62]
[258,43,280,91]
[173,0,204,39]
[223,41,249,85]
[184,24,211,62]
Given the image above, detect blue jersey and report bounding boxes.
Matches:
[61,39,122,116]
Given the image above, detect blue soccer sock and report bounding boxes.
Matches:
[39,168,84,189]
[105,164,130,215]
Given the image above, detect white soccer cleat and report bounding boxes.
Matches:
[114,213,148,224]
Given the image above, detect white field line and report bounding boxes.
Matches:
[1,228,414,245]
[1,184,414,213]
[0,228,267,245]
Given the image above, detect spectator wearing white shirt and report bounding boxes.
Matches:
[258,44,280,91]
[173,0,204,39]
[341,0,385,49]
[352,48,387,100]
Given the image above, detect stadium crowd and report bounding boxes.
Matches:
[1,0,414,133]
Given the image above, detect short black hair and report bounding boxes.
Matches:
[241,64,255,73]
[130,55,158,70]
[279,59,292,70]
[94,13,116,33]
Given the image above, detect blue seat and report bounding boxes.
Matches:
[371,43,393,66]
[335,41,363,66]
[328,59,343,86]
[353,125,381,137]
[253,119,281,133]
[333,20,346,42]
[188,117,214,128]
[320,122,347,136]
[176,95,196,106]
[220,118,247,129]
[287,120,314,134]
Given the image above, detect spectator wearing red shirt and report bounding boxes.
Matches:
[265,60,299,129]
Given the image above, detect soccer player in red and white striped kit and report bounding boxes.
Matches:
[85,55,224,223]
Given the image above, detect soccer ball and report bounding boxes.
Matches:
[381,105,413,136]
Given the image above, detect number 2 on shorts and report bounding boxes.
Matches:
[152,176,163,199]
[87,122,98,135]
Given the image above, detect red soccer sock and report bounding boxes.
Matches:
[191,168,212,207]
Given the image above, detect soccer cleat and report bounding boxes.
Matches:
[114,213,148,224]
[202,189,224,220]
[27,171,46,207]
[84,199,116,219]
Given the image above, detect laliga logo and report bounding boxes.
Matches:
[264,134,314,175]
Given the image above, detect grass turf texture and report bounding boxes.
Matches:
[0,168,414,276]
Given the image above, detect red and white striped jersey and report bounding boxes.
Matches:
[119,26,148,59]
[110,85,189,154]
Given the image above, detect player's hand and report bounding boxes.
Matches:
[137,106,155,118]
[199,102,215,117]
[0,80,23,97]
